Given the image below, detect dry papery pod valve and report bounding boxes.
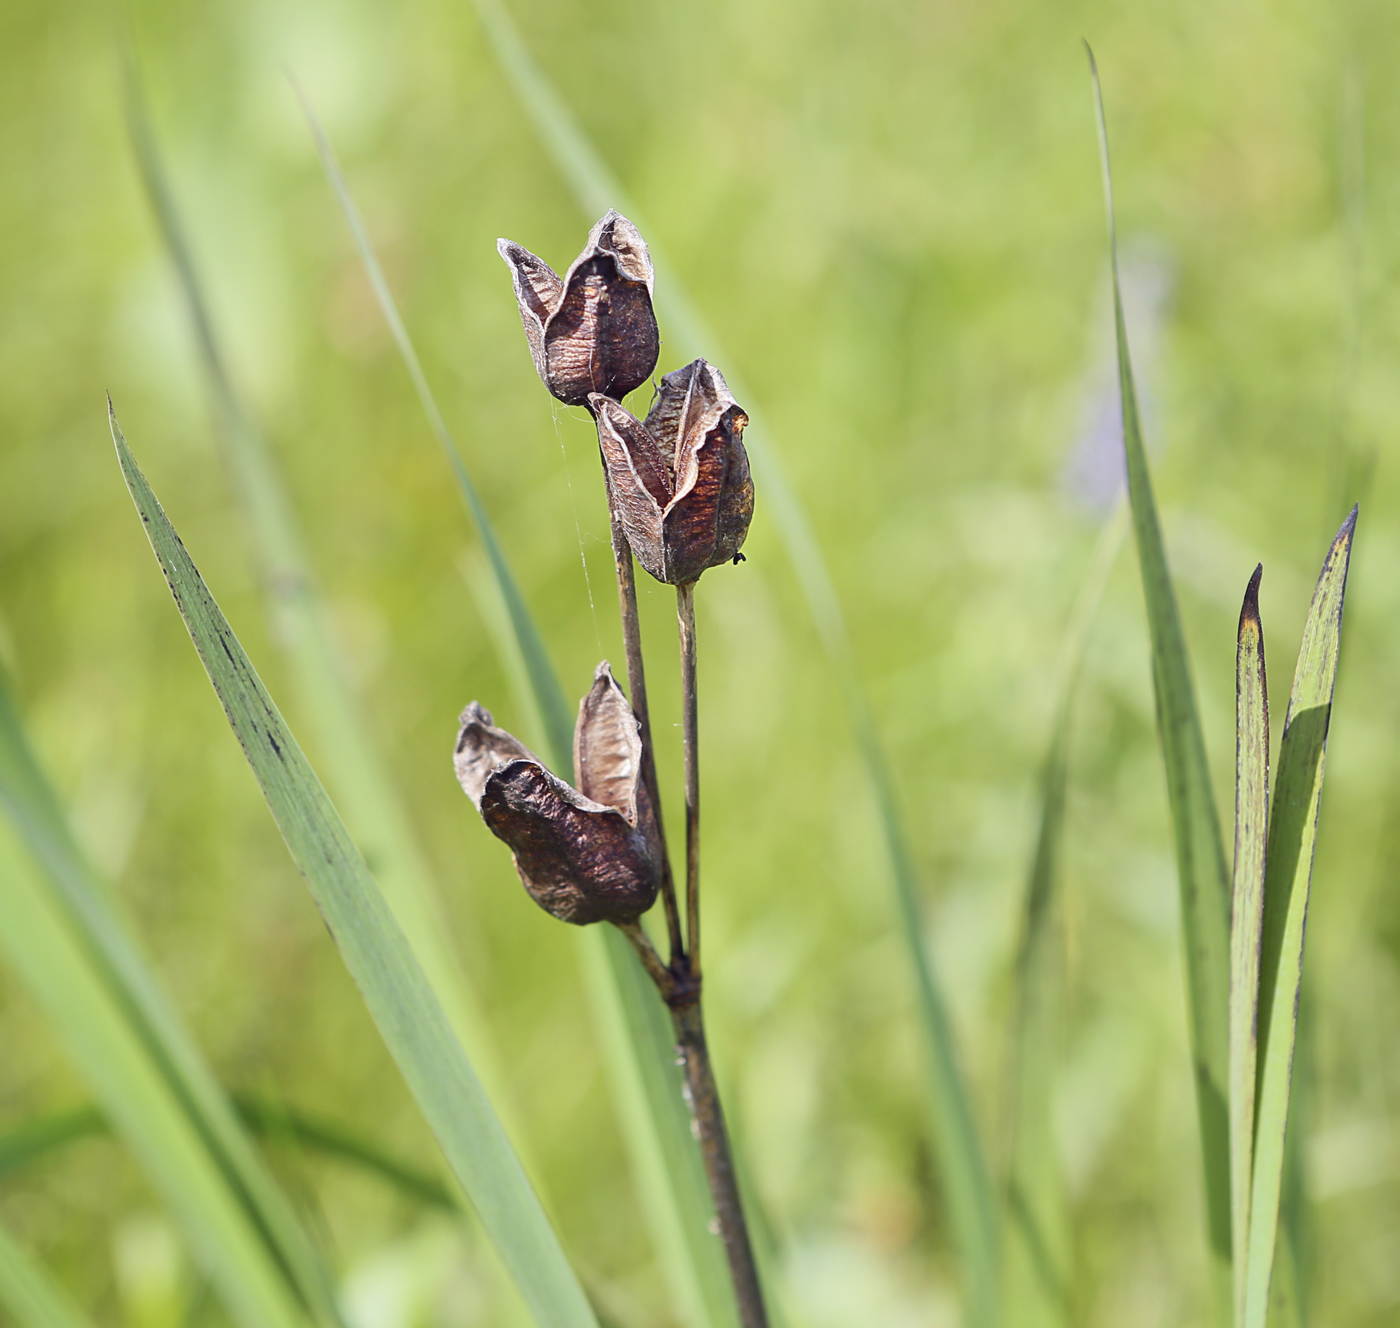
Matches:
[454,663,662,926]
[591,358,754,586]
[497,210,659,407]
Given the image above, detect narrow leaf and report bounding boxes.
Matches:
[0,1225,94,1328]
[1243,507,1357,1328]
[1088,49,1234,1301]
[0,672,335,1328]
[110,408,597,1328]
[468,9,1001,1322]
[0,1106,104,1182]
[1230,564,1269,1327]
[296,94,736,1328]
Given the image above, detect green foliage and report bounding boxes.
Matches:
[0,666,337,1328]
[1242,511,1356,1327]
[1,2,1396,1323]
[111,409,596,1328]
[0,1224,94,1328]
[1091,53,1234,1308]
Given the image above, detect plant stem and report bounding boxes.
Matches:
[614,919,673,996]
[608,510,686,966]
[671,998,769,1328]
[676,581,701,977]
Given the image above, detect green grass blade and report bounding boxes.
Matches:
[296,96,736,1328]
[0,1106,104,1181]
[1005,503,1125,1328]
[1243,508,1357,1328]
[0,1225,94,1328]
[469,9,1001,1322]
[0,673,336,1326]
[292,82,574,764]
[0,816,315,1328]
[121,64,516,1133]
[1230,565,1269,1327]
[0,1099,454,1212]
[1088,50,1233,1302]
[109,408,597,1328]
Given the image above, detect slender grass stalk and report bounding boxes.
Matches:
[468,11,1001,1321]
[297,90,736,1328]
[676,583,702,978]
[1230,566,1269,1327]
[0,1099,456,1210]
[1005,500,1125,1328]
[1087,49,1233,1312]
[0,1225,93,1328]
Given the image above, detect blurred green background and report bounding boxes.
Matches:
[1,0,1398,1323]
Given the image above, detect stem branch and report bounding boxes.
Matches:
[609,510,685,966]
[677,581,701,976]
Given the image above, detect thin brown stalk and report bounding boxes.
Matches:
[614,919,674,996]
[608,511,686,965]
[676,581,701,977]
[672,999,769,1328]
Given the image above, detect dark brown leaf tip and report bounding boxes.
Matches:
[497,210,659,406]
[1240,563,1263,632]
[453,669,661,925]
[589,359,754,586]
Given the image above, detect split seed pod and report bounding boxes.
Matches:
[590,358,754,586]
[454,663,661,925]
[497,210,659,406]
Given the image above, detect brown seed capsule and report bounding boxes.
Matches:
[590,359,754,586]
[497,211,659,407]
[453,663,662,925]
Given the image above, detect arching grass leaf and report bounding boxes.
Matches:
[1088,50,1233,1308]
[110,408,597,1328]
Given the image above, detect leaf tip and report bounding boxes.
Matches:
[1240,562,1263,626]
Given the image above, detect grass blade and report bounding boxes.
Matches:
[292,81,574,765]
[468,7,1001,1321]
[0,673,337,1327]
[1087,50,1233,1302]
[0,1099,455,1211]
[0,1226,94,1328]
[0,1106,104,1182]
[1243,508,1357,1328]
[1005,503,1126,1327]
[109,407,597,1328]
[1230,566,1269,1327]
[296,96,736,1328]
[0,808,317,1328]
[121,62,517,1134]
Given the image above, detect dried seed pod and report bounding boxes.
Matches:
[590,359,753,585]
[454,664,661,925]
[497,211,659,406]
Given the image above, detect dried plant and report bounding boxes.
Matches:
[476,212,768,1326]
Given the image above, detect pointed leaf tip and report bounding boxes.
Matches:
[1240,564,1263,629]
